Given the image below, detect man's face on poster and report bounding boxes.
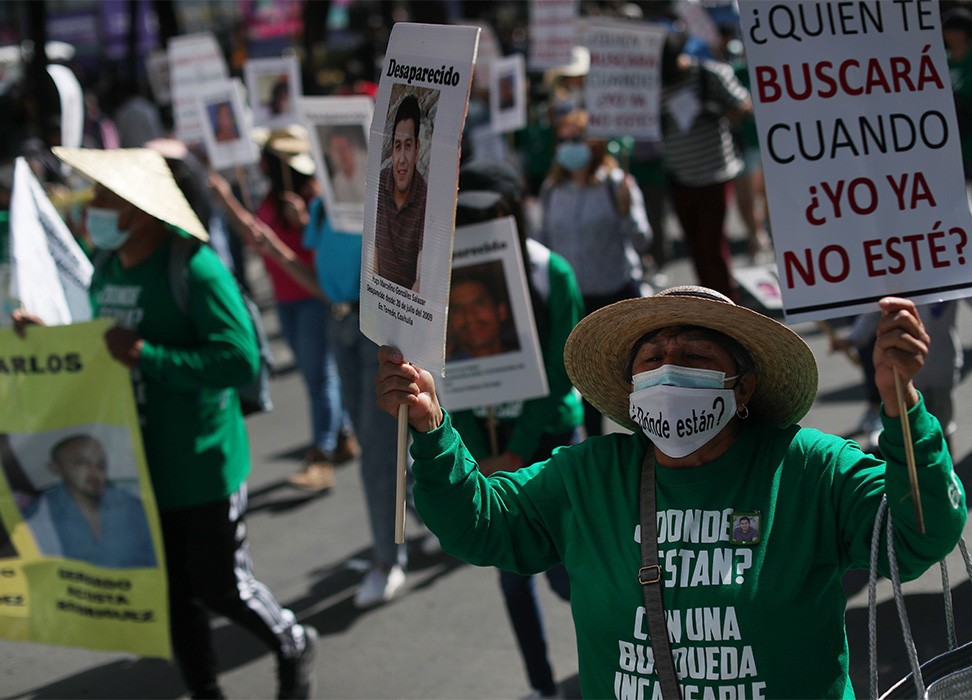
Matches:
[449,280,508,357]
[52,437,108,502]
[331,134,357,178]
[392,117,419,198]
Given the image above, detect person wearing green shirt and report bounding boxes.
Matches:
[376,285,966,699]
[17,147,318,700]
[451,161,584,698]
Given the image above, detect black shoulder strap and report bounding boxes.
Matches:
[167,235,202,316]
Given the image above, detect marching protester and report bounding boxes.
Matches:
[535,108,652,437]
[376,285,966,698]
[209,130,356,493]
[13,148,317,700]
[451,160,584,699]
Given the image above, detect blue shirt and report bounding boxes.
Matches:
[24,484,157,568]
[303,199,362,303]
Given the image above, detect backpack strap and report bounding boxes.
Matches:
[167,234,201,315]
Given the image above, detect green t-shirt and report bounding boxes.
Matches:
[89,235,258,510]
[411,399,965,699]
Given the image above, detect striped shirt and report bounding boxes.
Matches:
[375,165,428,289]
[661,59,748,186]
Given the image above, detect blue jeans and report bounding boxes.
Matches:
[329,311,407,568]
[276,298,344,454]
[500,565,571,695]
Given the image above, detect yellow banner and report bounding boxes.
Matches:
[0,319,169,658]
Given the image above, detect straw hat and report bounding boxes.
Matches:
[564,286,818,431]
[52,146,209,241]
[251,124,315,176]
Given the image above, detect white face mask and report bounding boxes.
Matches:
[86,207,131,250]
[629,365,738,458]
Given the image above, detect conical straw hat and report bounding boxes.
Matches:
[52,147,209,241]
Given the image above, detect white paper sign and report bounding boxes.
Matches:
[740,0,972,322]
[298,96,373,234]
[244,55,302,129]
[359,23,480,378]
[529,0,579,71]
[733,263,782,310]
[195,79,260,172]
[47,65,83,151]
[440,217,548,411]
[168,33,229,144]
[585,19,666,141]
[490,54,527,133]
[9,159,92,325]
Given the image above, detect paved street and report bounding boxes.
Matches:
[2,217,972,699]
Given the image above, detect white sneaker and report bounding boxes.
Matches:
[354,565,405,608]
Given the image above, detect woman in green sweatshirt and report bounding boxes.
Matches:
[376,285,966,699]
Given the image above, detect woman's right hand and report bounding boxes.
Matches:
[375,345,443,433]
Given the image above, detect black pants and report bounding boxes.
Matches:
[161,485,302,696]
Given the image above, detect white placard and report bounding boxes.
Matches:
[244,55,302,129]
[740,0,972,322]
[529,0,579,71]
[359,23,481,378]
[490,54,527,133]
[146,49,172,106]
[440,217,548,411]
[195,79,260,172]
[675,0,721,54]
[463,19,502,88]
[9,158,92,325]
[168,32,229,144]
[298,96,373,233]
[47,65,83,151]
[584,19,666,141]
[733,262,782,310]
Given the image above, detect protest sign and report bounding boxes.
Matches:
[529,0,579,71]
[47,65,83,151]
[298,96,373,234]
[168,32,229,144]
[675,0,721,55]
[490,54,527,133]
[244,55,302,129]
[0,320,169,658]
[146,49,172,106]
[359,22,480,379]
[9,158,92,326]
[462,19,501,89]
[740,0,972,322]
[733,262,783,310]
[584,19,666,141]
[195,79,260,172]
[440,217,548,412]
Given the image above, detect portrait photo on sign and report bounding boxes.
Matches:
[0,425,157,569]
[316,123,368,205]
[196,79,259,172]
[447,260,521,362]
[373,84,439,293]
[489,53,526,133]
[244,55,301,128]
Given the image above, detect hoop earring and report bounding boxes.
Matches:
[736,405,750,420]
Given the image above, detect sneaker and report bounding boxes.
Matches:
[277,625,317,700]
[287,451,335,492]
[333,431,361,464]
[353,565,405,608]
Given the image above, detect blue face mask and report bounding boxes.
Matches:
[555,142,592,172]
[86,207,131,250]
[632,365,738,392]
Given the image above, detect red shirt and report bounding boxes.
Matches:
[256,197,316,302]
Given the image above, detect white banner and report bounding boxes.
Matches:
[9,159,92,325]
[168,33,229,144]
[359,22,480,378]
[529,0,579,71]
[740,0,972,322]
[585,19,666,141]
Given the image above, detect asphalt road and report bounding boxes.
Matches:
[2,219,972,699]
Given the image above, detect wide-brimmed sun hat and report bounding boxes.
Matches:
[564,285,818,431]
[52,146,209,241]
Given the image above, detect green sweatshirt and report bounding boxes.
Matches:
[89,235,258,510]
[411,398,966,699]
[449,245,584,460]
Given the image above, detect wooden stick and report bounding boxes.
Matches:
[487,406,499,457]
[280,159,293,194]
[894,369,925,535]
[394,403,408,544]
[235,166,253,211]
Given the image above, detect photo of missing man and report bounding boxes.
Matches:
[498,71,516,112]
[446,260,521,362]
[209,100,240,143]
[317,124,368,205]
[373,84,439,293]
